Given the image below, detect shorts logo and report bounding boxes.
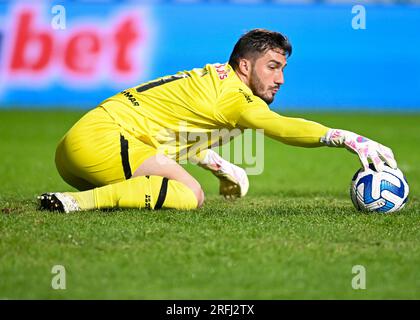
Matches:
[145,194,151,209]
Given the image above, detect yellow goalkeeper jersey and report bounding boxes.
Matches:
[101,63,329,158]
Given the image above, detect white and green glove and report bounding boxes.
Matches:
[197,149,249,199]
[321,129,397,172]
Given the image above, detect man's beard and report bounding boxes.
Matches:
[249,68,274,105]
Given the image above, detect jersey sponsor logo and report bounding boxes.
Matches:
[239,88,253,103]
[121,90,140,106]
[0,3,153,97]
[213,63,229,80]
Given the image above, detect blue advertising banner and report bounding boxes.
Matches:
[0,1,419,110]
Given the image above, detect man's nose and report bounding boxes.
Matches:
[275,71,284,85]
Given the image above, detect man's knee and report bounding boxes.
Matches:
[196,187,205,208]
[133,154,205,208]
[189,182,205,208]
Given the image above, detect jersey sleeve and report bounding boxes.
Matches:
[215,87,269,127]
[237,107,330,147]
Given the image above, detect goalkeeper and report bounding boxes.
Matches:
[39,29,397,213]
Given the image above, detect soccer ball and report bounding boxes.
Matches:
[350,164,409,213]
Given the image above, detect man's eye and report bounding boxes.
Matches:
[268,65,276,70]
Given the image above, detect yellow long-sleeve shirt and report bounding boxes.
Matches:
[101,63,329,158]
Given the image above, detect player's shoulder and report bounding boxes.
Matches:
[200,62,240,83]
[207,64,258,95]
[213,67,267,107]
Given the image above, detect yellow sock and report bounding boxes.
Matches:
[65,176,198,210]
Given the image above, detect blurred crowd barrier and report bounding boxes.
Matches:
[0,0,419,110]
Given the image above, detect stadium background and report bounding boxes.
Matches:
[0,0,419,110]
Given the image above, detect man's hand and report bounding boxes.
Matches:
[321,129,397,171]
[197,149,249,199]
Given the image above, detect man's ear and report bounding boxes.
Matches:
[238,58,251,76]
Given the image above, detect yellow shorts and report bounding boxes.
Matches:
[55,106,157,190]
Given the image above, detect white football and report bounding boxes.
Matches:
[350,164,409,213]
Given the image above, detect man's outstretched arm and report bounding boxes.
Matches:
[237,107,397,171]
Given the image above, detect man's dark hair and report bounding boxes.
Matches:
[228,29,292,70]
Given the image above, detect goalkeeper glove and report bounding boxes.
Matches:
[197,149,249,199]
[321,129,397,172]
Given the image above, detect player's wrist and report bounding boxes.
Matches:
[196,149,223,172]
[198,149,249,197]
[320,128,351,147]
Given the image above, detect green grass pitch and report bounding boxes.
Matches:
[0,110,419,299]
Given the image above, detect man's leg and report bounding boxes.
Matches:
[41,154,202,212]
[58,154,203,212]
[40,124,204,212]
[40,106,203,212]
[133,154,205,207]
